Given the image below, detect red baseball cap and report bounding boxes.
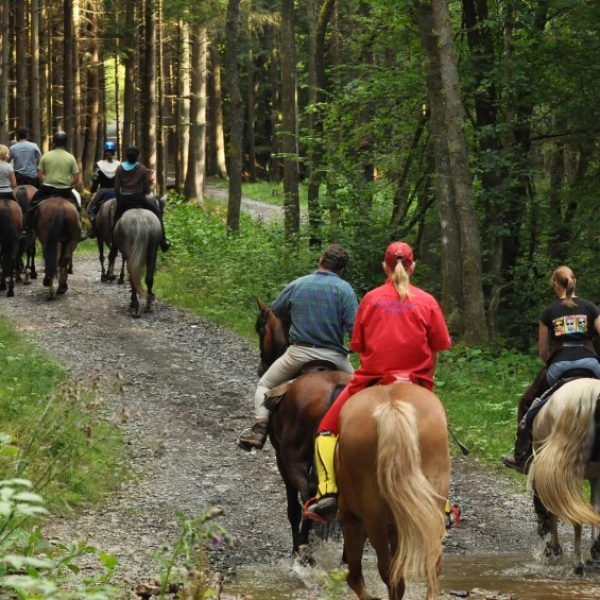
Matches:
[384,241,414,271]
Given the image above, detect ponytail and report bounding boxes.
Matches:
[392,260,411,299]
[550,265,576,308]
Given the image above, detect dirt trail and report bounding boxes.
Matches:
[0,253,564,598]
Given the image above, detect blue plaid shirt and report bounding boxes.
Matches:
[271,270,358,354]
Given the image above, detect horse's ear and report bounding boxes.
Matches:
[257,298,268,312]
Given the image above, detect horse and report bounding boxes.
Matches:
[33,197,81,299]
[0,197,23,297]
[528,377,600,574]
[95,197,125,284]
[255,300,351,561]
[14,184,38,282]
[336,382,450,600]
[113,208,162,317]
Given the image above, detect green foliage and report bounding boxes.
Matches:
[152,508,230,599]
[0,475,118,599]
[0,318,125,510]
[436,345,540,463]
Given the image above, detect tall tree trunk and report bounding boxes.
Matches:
[141,0,156,169]
[156,0,167,194]
[207,43,227,179]
[0,0,10,143]
[63,0,74,141]
[15,0,27,129]
[280,0,299,241]
[175,20,190,190]
[39,0,49,149]
[183,23,207,205]
[30,0,41,144]
[82,9,99,187]
[73,0,81,161]
[267,24,280,182]
[225,0,243,232]
[122,0,136,151]
[430,0,488,344]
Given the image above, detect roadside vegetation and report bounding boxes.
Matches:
[156,199,542,466]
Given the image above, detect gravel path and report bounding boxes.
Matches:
[205,186,284,223]
[0,252,596,599]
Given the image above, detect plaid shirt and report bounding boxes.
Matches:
[271,270,357,354]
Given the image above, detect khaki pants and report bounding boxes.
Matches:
[254,345,353,421]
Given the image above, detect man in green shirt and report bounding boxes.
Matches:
[28,131,80,224]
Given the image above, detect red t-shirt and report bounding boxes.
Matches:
[350,279,451,379]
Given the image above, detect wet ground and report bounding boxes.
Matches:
[1,254,600,599]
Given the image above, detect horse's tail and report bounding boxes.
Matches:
[528,383,600,526]
[374,399,445,593]
[14,186,30,216]
[125,223,149,297]
[41,209,63,282]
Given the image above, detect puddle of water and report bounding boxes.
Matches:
[225,547,600,599]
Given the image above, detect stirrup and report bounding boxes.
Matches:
[302,497,327,524]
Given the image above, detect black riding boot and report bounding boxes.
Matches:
[158,215,170,252]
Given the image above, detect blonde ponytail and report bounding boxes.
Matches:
[393,261,411,299]
[550,265,576,308]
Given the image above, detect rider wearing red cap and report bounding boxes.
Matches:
[305,241,452,520]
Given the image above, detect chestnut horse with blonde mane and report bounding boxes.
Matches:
[528,377,600,574]
[337,382,450,600]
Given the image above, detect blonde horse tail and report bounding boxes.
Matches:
[528,386,600,526]
[374,399,445,594]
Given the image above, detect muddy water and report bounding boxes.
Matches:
[226,544,600,599]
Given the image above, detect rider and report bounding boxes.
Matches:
[9,127,41,187]
[28,131,80,227]
[304,241,452,520]
[501,265,600,473]
[87,141,120,238]
[113,146,170,252]
[0,145,17,199]
[236,243,358,451]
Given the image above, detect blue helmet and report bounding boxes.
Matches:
[103,141,116,153]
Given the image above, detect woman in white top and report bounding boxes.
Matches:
[0,145,16,200]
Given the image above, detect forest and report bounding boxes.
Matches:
[1,0,599,349]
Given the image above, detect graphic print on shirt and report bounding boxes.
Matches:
[552,314,588,336]
[373,299,416,314]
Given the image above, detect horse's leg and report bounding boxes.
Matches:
[30,235,37,280]
[118,255,125,285]
[107,243,118,282]
[98,237,107,282]
[343,514,378,600]
[544,514,563,558]
[573,524,584,574]
[130,284,140,318]
[143,247,157,313]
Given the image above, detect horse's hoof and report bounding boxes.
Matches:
[57,284,68,295]
[574,563,584,576]
[101,274,107,282]
[107,274,116,281]
[7,289,14,298]
[67,267,73,274]
[42,277,51,287]
[130,308,141,318]
[118,278,124,285]
[30,271,37,279]
[294,545,315,567]
[544,542,563,558]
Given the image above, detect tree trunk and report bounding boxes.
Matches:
[184,23,207,205]
[156,0,167,194]
[207,43,227,179]
[225,0,243,232]
[82,10,99,186]
[72,0,82,162]
[280,0,299,241]
[0,0,10,143]
[30,0,41,144]
[267,24,280,182]
[39,0,49,150]
[430,0,488,344]
[122,0,136,151]
[245,43,257,181]
[15,0,27,129]
[175,20,190,190]
[63,0,73,141]
[141,0,156,169]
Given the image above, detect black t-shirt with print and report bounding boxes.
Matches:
[540,297,600,363]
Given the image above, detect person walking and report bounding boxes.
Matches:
[236,244,358,451]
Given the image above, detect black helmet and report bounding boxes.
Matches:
[52,130,68,147]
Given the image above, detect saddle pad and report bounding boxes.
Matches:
[521,377,580,432]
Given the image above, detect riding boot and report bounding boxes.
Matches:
[501,427,532,474]
[87,218,98,239]
[304,433,339,520]
[236,419,269,451]
[158,215,171,252]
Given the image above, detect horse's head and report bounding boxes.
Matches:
[255,299,290,376]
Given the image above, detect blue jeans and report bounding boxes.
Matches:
[547,357,600,385]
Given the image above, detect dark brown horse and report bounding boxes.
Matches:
[34,197,81,299]
[255,301,351,561]
[14,184,38,282]
[337,383,450,600]
[95,197,125,284]
[0,198,23,297]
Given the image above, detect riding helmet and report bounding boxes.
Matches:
[52,130,68,147]
[103,141,116,153]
